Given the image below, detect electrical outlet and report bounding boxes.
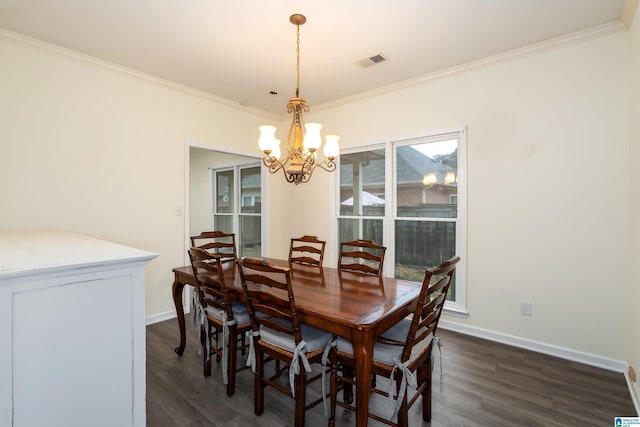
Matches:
[175,205,184,216]
[520,301,532,316]
[630,366,637,382]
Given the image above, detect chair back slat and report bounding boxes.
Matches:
[190,231,237,264]
[401,256,460,364]
[289,235,326,267]
[188,246,234,319]
[338,262,381,276]
[338,239,386,277]
[294,245,323,255]
[237,258,303,344]
[241,272,290,291]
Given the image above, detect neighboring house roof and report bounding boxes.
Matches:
[340,146,455,187]
[241,171,261,189]
[340,191,386,206]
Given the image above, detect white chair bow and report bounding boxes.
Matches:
[245,330,261,373]
[289,340,312,397]
[321,339,337,416]
[389,356,418,422]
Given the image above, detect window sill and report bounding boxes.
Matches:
[443,306,468,319]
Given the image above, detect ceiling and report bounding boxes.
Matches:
[0,0,630,116]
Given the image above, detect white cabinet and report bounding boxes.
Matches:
[0,231,157,427]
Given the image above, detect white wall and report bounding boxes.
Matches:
[290,29,631,361]
[0,36,271,320]
[628,5,640,397]
[0,22,635,369]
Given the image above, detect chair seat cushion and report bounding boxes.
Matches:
[379,318,412,342]
[337,319,433,366]
[207,300,249,325]
[260,320,332,353]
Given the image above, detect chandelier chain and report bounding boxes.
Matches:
[295,24,300,98]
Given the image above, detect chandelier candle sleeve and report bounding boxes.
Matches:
[323,135,340,160]
[272,139,281,160]
[303,123,322,151]
[257,13,340,185]
[258,125,277,153]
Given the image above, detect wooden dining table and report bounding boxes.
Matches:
[171,259,421,427]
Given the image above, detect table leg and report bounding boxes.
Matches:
[352,330,375,427]
[172,277,187,356]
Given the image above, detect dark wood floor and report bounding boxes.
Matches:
[147,316,636,426]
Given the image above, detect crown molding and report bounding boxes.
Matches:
[623,0,639,27]
[0,27,279,121]
[0,20,627,121]
[313,21,627,113]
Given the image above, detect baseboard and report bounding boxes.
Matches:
[145,309,177,325]
[145,303,191,326]
[625,373,640,416]
[438,320,627,373]
[146,286,192,326]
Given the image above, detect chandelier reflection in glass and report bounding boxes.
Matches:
[258,14,340,185]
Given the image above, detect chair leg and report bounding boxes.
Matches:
[226,327,238,396]
[214,330,221,362]
[328,351,337,427]
[254,347,265,416]
[397,397,409,427]
[343,365,354,404]
[395,370,409,427]
[294,369,307,427]
[421,358,433,422]
[202,324,211,377]
[240,332,246,356]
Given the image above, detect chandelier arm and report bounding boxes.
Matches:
[299,168,314,184]
[312,160,337,173]
[268,162,283,174]
[264,152,294,174]
[284,168,297,184]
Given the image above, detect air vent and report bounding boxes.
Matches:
[358,53,389,68]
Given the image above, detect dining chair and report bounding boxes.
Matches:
[338,239,387,277]
[329,256,460,427]
[289,235,326,268]
[187,247,251,396]
[237,257,335,427]
[190,231,237,265]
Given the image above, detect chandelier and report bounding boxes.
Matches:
[258,14,340,185]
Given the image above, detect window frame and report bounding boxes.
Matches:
[211,163,262,258]
[332,127,467,314]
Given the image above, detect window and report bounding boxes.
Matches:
[213,165,262,257]
[337,149,385,249]
[335,129,467,313]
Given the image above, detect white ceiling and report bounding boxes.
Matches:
[0,0,629,116]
